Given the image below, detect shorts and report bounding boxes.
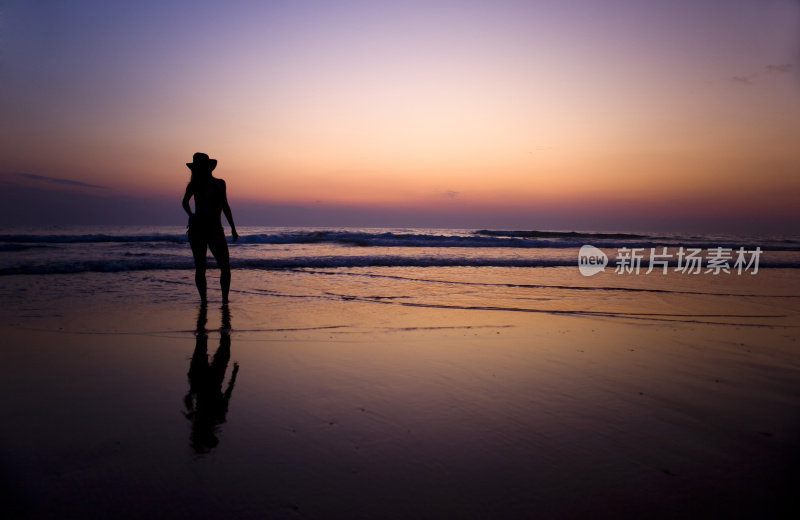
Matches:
[188,221,229,265]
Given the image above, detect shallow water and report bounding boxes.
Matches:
[2,265,798,334]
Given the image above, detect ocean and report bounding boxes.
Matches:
[2,226,800,274]
[1,226,798,329]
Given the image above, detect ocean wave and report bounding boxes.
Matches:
[475,229,649,239]
[1,254,798,275]
[0,230,552,248]
[0,233,188,244]
[1,229,796,250]
[0,256,561,275]
[0,243,53,252]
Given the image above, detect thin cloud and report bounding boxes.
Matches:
[730,75,754,85]
[17,173,109,190]
[766,63,793,73]
[441,190,459,199]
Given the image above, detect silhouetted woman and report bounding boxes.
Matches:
[182,152,239,303]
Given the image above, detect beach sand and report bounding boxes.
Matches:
[1,268,799,519]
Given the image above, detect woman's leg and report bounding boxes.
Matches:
[208,230,231,303]
[190,239,208,302]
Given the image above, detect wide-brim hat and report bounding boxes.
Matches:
[187,152,217,171]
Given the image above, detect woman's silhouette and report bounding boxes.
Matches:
[182,152,239,303]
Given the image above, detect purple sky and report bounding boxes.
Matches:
[2,0,799,232]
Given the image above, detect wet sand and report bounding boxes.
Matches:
[1,269,799,519]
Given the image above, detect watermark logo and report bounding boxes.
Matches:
[578,245,762,276]
[578,245,608,276]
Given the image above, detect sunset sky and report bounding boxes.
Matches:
[2,0,799,232]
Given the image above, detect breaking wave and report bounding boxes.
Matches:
[1,254,797,275]
[1,229,797,250]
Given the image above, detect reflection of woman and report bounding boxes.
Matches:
[184,304,239,453]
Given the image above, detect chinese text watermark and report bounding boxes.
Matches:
[578,245,761,276]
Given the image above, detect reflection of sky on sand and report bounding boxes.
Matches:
[1,267,799,517]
